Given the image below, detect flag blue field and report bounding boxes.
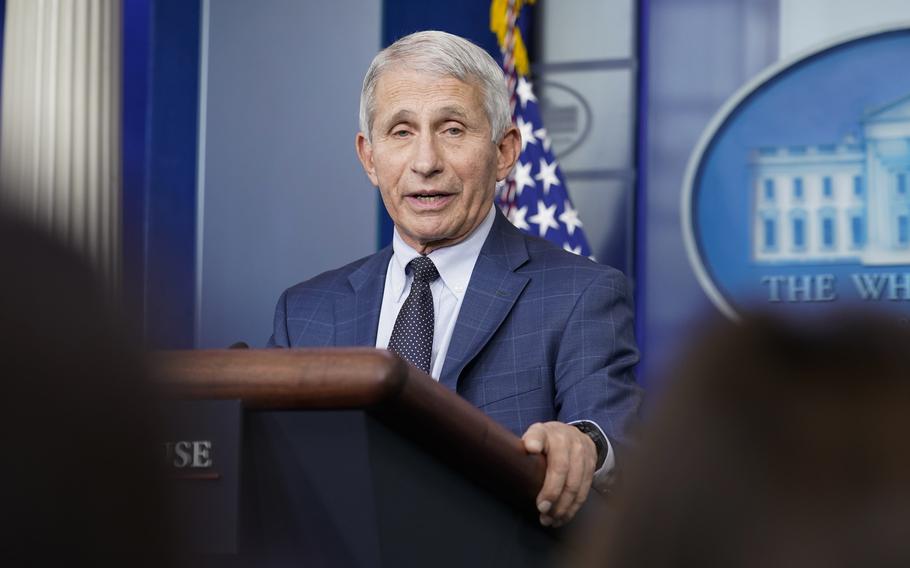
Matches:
[493,0,594,258]
[497,74,593,258]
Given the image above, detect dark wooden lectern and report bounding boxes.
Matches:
[155,349,556,567]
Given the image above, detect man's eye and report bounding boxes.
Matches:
[392,130,410,138]
[445,127,463,136]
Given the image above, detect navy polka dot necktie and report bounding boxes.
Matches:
[387,256,439,375]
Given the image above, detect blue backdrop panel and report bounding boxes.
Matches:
[634,0,649,370]
[639,0,779,386]
[0,0,6,97]
[122,0,200,348]
[382,0,500,55]
[122,0,151,334]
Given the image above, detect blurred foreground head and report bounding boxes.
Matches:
[582,312,910,568]
[0,210,168,565]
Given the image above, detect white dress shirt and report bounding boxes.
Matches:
[375,205,615,484]
[375,206,495,379]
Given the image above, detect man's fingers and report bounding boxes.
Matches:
[535,428,570,514]
[522,422,547,454]
[551,437,586,519]
[525,422,598,527]
[558,444,595,523]
[573,452,594,511]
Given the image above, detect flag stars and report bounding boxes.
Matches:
[515,76,537,108]
[517,116,537,152]
[529,201,559,238]
[500,63,592,258]
[558,202,583,236]
[535,158,560,195]
[534,127,551,152]
[509,205,530,231]
[512,160,534,197]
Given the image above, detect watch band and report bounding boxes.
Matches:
[571,421,607,470]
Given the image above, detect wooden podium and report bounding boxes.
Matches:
[154,349,558,567]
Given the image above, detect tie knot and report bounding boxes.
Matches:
[408,256,439,284]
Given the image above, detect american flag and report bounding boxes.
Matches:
[494,5,593,258]
[497,75,592,258]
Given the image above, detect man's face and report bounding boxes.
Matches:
[356,68,519,254]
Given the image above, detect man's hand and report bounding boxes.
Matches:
[522,421,597,527]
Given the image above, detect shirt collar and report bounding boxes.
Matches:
[390,204,496,302]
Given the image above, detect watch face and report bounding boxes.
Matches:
[575,421,599,438]
[573,422,606,468]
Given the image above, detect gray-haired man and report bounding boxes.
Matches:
[270,31,643,526]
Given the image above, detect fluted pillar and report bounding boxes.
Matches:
[0,0,121,285]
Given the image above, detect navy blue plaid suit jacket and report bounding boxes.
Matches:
[268,210,643,456]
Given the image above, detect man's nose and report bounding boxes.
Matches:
[410,133,443,177]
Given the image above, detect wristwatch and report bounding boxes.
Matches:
[571,421,607,470]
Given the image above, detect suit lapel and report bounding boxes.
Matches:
[439,211,530,390]
[335,247,393,347]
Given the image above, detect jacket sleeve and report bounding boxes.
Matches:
[266,289,290,348]
[553,267,643,464]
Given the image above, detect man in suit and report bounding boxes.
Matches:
[269,31,642,527]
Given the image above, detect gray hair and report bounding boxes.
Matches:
[359,30,511,143]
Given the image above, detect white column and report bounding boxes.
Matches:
[0,0,121,285]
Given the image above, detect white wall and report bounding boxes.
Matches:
[536,0,637,272]
[780,0,910,57]
[197,0,381,348]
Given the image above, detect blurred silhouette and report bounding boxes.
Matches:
[0,209,170,566]
[570,312,910,568]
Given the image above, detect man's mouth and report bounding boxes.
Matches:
[406,191,455,208]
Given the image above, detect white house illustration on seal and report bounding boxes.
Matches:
[751,93,910,265]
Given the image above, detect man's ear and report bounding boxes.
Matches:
[355,132,380,186]
[495,125,521,181]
